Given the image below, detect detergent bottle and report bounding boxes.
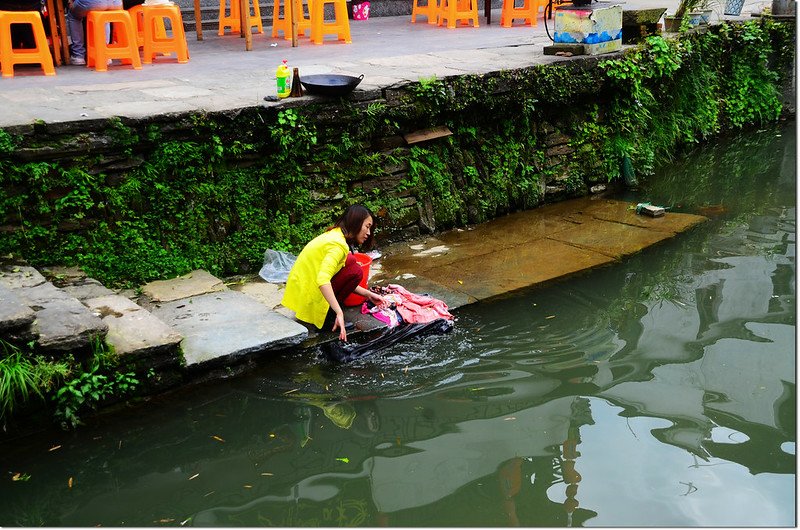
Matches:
[276,59,291,99]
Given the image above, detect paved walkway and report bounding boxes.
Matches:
[0,0,766,127]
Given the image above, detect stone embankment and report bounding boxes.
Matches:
[0,197,707,388]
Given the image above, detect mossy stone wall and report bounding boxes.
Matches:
[0,20,794,288]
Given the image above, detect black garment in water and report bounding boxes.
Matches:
[321,319,454,362]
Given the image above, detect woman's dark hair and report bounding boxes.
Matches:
[330,204,376,249]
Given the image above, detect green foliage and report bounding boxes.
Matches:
[595,21,788,177]
[0,21,790,288]
[54,363,138,429]
[717,22,782,128]
[54,340,138,429]
[0,341,70,421]
[0,337,141,430]
[0,129,17,154]
[410,76,449,111]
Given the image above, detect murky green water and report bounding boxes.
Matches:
[1,123,795,527]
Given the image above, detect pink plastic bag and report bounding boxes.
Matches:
[352,1,369,20]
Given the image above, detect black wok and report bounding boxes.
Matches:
[300,74,364,97]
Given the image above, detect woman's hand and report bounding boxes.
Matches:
[366,290,388,309]
[320,283,348,342]
[331,310,348,341]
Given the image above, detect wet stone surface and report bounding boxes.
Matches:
[372,197,708,303]
[150,290,309,367]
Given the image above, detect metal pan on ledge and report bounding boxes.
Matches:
[300,74,364,97]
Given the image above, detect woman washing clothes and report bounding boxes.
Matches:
[281,205,387,342]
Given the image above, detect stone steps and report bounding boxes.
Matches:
[0,266,108,352]
[0,264,314,375]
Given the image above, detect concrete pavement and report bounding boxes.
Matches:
[0,0,767,127]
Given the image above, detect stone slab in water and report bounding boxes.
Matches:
[83,295,183,361]
[0,283,36,332]
[549,217,681,259]
[575,198,708,233]
[150,290,308,367]
[15,282,108,351]
[376,197,708,303]
[422,239,614,301]
[142,269,228,303]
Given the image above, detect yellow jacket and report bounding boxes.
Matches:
[281,228,349,329]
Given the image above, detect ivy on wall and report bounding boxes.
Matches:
[0,20,793,288]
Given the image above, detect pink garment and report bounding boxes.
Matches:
[361,284,453,327]
[364,306,400,327]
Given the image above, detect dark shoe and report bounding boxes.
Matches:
[344,321,355,331]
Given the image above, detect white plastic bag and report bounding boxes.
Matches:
[259,249,297,283]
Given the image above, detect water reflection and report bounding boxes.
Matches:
[0,124,795,526]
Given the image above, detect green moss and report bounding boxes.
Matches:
[0,20,792,287]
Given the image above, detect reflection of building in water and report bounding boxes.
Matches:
[600,205,795,473]
[368,396,597,526]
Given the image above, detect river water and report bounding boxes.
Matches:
[0,122,795,526]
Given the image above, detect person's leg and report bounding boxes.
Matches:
[66,0,122,61]
[66,0,93,60]
[331,254,363,301]
[320,255,363,331]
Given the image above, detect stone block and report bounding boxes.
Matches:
[15,282,108,351]
[230,281,285,310]
[0,265,47,289]
[0,284,35,332]
[62,279,115,301]
[83,295,183,361]
[142,269,227,303]
[150,291,308,367]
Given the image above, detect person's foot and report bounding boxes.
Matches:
[70,55,86,65]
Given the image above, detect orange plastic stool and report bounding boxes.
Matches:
[500,0,540,26]
[438,0,478,28]
[86,10,141,71]
[218,0,263,35]
[142,4,189,64]
[0,10,55,78]
[411,0,438,24]
[121,4,167,47]
[310,0,351,44]
[271,0,310,39]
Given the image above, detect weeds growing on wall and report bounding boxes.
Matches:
[596,20,791,177]
[0,20,792,287]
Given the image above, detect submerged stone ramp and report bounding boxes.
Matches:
[374,197,708,304]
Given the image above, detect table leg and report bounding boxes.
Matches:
[46,0,62,65]
[239,0,252,50]
[290,0,298,47]
[56,0,70,63]
[194,0,203,39]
